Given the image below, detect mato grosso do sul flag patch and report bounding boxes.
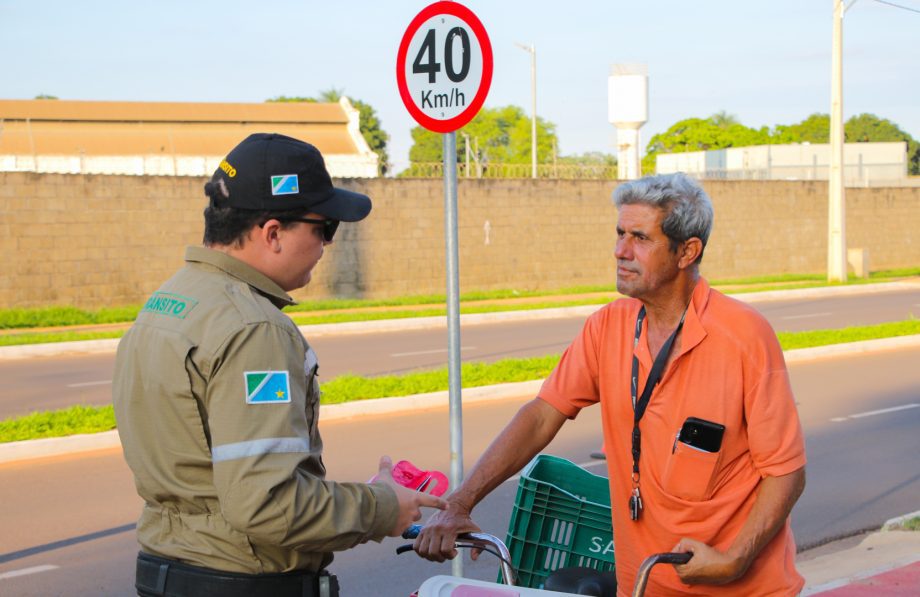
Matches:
[244,371,291,404]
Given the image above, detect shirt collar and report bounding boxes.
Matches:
[184,246,296,308]
[676,276,710,358]
[633,276,711,366]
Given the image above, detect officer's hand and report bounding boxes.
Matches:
[412,499,481,563]
[671,538,748,585]
[376,456,448,537]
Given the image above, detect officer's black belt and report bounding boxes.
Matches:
[136,552,339,597]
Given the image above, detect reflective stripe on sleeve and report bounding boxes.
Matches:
[211,437,311,463]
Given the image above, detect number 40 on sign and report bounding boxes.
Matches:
[397,1,493,133]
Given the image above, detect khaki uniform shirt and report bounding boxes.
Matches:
[113,246,398,574]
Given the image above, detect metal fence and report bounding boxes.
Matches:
[401,162,618,180]
[699,163,907,187]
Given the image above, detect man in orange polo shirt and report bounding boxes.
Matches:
[414,173,807,595]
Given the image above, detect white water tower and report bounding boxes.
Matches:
[608,64,648,180]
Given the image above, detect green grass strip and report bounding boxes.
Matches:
[0,404,116,443]
[0,330,125,347]
[3,266,918,331]
[0,285,615,330]
[777,319,920,350]
[283,284,618,314]
[0,306,140,330]
[0,355,560,443]
[3,319,920,443]
[894,516,920,531]
[320,355,560,404]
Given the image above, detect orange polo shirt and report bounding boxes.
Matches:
[539,278,806,596]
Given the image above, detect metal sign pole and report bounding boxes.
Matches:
[443,130,464,578]
[398,3,491,580]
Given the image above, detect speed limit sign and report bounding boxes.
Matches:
[397,1,493,133]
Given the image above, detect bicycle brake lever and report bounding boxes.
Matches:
[402,524,423,540]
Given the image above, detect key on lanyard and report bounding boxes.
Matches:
[629,487,643,521]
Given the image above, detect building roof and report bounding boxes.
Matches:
[0,98,360,155]
[0,98,377,177]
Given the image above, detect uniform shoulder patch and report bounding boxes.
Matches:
[141,291,198,319]
[244,371,291,404]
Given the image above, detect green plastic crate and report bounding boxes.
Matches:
[504,454,614,589]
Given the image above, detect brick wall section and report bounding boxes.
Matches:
[1,172,918,309]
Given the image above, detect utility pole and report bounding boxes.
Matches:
[828,0,847,282]
[516,42,537,178]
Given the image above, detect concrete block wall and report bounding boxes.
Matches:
[1,172,918,309]
[1,173,201,308]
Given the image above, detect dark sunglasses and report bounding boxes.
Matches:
[264,217,339,242]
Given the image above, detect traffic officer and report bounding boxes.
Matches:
[113,133,445,597]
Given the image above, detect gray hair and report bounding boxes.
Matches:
[613,172,713,263]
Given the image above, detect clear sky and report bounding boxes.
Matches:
[1,0,917,174]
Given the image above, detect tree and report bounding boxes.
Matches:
[34,94,58,99]
[845,113,919,174]
[710,110,740,129]
[644,112,919,175]
[267,89,390,175]
[773,113,918,174]
[772,113,829,144]
[641,113,771,174]
[407,105,557,168]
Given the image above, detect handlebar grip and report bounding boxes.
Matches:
[657,552,692,565]
[402,524,423,540]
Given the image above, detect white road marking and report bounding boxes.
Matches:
[66,380,112,388]
[0,565,59,580]
[781,312,832,320]
[830,403,920,422]
[390,347,476,358]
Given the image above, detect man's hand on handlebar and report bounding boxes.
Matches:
[412,500,482,562]
[375,456,448,537]
[671,538,747,585]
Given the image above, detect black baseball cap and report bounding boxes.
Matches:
[211,133,371,222]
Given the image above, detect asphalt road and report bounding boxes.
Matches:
[2,287,919,420]
[0,346,917,596]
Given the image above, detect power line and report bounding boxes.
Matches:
[873,0,920,14]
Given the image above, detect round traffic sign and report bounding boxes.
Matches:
[396,2,493,133]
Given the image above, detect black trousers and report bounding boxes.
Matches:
[135,552,339,597]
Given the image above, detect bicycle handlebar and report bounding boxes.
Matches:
[398,524,518,586]
[631,552,692,597]
[401,525,693,595]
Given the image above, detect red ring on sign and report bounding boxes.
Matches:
[396,1,493,133]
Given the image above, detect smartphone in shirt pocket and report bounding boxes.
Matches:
[662,417,726,501]
[678,417,725,452]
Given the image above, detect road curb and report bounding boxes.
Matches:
[882,509,920,530]
[3,334,920,464]
[732,279,920,303]
[2,280,917,360]
[799,528,920,595]
[0,430,121,464]
[0,381,545,465]
[784,334,920,363]
[0,307,603,360]
[0,338,122,360]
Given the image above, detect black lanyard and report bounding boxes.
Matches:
[628,305,686,521]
